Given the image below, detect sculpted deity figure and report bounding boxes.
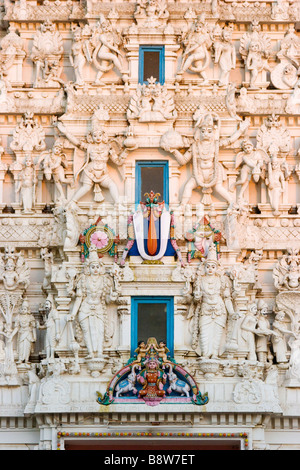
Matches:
[36,140,72,203]
[15,155,37,214]
[189,247,237,358]
[30,20,64,87]
[212,23,236,87]
[240,302,259,361]
[256,300,274,363]
[88,15,127,85]
[134,0,170,27]
[265,146,291,216]
[176,14,212,84]
[272,310,291,364]
[37,295,60,361]
[239,20,272,89]
[0,248,30,292]
[56,120,129,204]
[14,300,36,364]
[271,25,300,90]
[256,114,291,155]
[161,111,249,205]
[68,247,118,359]
[233,139,269,203]
[273,249,300,291]
[10,112,46,153]
[69,25,90,87]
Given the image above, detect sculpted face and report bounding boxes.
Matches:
[89,261,102,276]
[199,124,214,141]
[204,261,218,275]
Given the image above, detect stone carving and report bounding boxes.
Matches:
[239,20,272,89]
[30,20,64,88]
[14,155,38,214]
[188,246,238,358]
[0,25,26,82]
[88,14,128,85]
[161,110,250,205]
[56,116,131,204]
[134,0,170,28]
[14,299,36,364]
[10,112,46,154]
[176,14,212,85]
[37,295,60,361]
[271,25,300,90]
[212,23,236,87]
[36,140,72,203]
[273,248,300,292]
[233,139,269,204]
[127,77,177,123]
[286,78,300,114]
[256,114,291,156]
[69,25,91,87]
[272,310,290,364]
[0,248,30,292]
[67,247,119,361]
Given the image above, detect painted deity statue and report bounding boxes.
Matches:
[189,247,237,358]
[56,120,129,204]
[162,111,249,205]
[137,356,167,400]
[68,247,118,359]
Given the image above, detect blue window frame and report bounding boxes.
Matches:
[131,296,174,356]
[135,160,169,206]
[139,46,165,84]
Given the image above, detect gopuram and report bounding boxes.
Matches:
[0,0,299,451]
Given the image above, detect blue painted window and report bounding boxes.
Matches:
[131,296,174,356]
[139,46,165,84]
[135,160,169,206]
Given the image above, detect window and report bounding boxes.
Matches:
[135,161,169,205]
[139,46,165,84]
[131,296,174,356]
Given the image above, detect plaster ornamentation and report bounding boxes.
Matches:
[239,20,272,90]
[127,77,177,123]
[271,25,300,90]
[10,112,46,154]
[176,14,212,85]
[30,20,64,88]
[14,299,36,364]
[256,114,291,156]
[134,0,170,28]
[212,23,236,87]
[0,25,26,82]
[161,111,250,205]
[37,295,60,361]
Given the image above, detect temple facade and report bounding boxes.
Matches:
[0,0,299,451]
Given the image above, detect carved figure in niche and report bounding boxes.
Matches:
[37,295,60,361]
[189,247,237,358]
[0,248,30,292]
[40,248,53,291]
[14,299,36,364]
[69,25,90,87]
[134,0,170,27]
[68,247,118,359]
[272,310,291,364]
[271,25,300,90]
[36,140,72,203]
[127,77,177,122]
[15,155,37,214]
[10,112,46,153]
[31,20,64,87]
[265,146,291,216]
[212,23,236,87]
[56,120,129,204]
[239,20,272,89]
[237,87,256,114]
[161,110,249,205]
[233,139,269,203]
[176,14,212,85]
[88,15,127,85]
[256,114,291,156]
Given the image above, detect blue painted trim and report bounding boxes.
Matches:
[135,160,169,206]
[131,296,174,356]
[138,46,165,84]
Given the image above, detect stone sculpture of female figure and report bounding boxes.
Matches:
[15,299,36,364]
[191,246,237,358]
[68,247,117,359]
